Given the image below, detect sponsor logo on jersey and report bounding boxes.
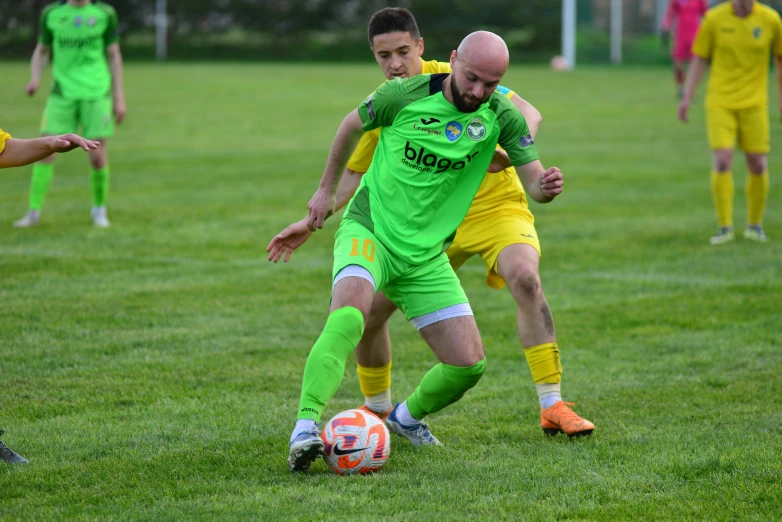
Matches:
[88,17,97,27]
[466,118,486,141]
[519,134,535,147]
[57,35,102,48]
[420,117,440,125]
[403,141,479,174]
[74,16,83,27]
[753,27,762,39]
[445,121,463,142]
[412,122,442,136]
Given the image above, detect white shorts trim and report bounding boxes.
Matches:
[333,265,376,292]
[410,303,473,330]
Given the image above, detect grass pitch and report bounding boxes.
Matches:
[1,62,781,521]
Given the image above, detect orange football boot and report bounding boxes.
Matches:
[540,401,594,437]
[357,405,392,421]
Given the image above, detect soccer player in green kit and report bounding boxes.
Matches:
[14,0,126,229]
[286,31,564,471]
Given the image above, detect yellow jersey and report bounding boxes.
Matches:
[0,128,10,155]
[692,2,782,109]
[346,58,530,217]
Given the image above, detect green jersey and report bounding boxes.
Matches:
[39,1,120,100]
[346,73,539,265]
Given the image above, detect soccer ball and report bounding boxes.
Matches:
[320,409,391,475]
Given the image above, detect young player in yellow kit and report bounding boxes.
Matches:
[679,0,782,244]
[268,8,594,437]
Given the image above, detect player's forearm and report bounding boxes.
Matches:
[516,160,553,204]
[525,180,554,204]
[683,57,708,102]
[30,46,48,83]
[335,168,364,212]
[318,111,364,195]
[108,49,125,102]
[510,94,542,139]
[0,138,52,168]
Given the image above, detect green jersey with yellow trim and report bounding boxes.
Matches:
[346,73,538,265]
[39,1,119,100]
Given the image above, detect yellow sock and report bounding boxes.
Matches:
[357,362,391,397]
[746,172,769,226]
[523,343,561,384]
[710,171,734,228]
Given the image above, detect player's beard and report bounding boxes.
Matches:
[450,77,486,113]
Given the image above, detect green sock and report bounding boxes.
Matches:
[90,166,110,207]
[405,359,486,420]
[297,307,365,421]
[29,163,54,211]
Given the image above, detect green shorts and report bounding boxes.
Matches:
[40,95,114,139]
[332,218,469,321]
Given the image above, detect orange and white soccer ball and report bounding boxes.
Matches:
[320,409,390,475]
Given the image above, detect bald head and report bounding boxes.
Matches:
[455,31,509,77]
[446,31,509,113]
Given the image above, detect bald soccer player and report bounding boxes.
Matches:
[281,32,564,472]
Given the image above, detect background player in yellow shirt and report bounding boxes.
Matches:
[679,0,782,244]
[268,8,594,437]
[0,128,99,169]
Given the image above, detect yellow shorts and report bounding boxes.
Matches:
[446,207,540,290]
[706,105,769,153]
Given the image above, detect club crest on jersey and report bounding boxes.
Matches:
[466,118,486,141]
[88,17,97,27]
[445,121,463,142]
[74,16,83,27]
[753,27,762,39]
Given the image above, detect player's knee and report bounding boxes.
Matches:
[505,264,543,301]
[746,155,767,174]
[713,152,733,172]
[323,306,366,349]
[445,358,486,392]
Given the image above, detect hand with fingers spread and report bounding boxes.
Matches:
[47,134,101,153]
[540,166,563,199]
[266,218,313,263]
[305,187,336,231]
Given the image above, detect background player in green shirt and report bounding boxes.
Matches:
[283,32,564,472]
[15,0,126,229]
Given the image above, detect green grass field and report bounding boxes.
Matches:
[1,62,781,521]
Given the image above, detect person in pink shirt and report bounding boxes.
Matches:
[662,0,709,98]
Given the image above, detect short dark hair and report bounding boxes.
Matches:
[368,8,420,47]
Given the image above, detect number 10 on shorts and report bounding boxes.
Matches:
[350,238,375,262]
